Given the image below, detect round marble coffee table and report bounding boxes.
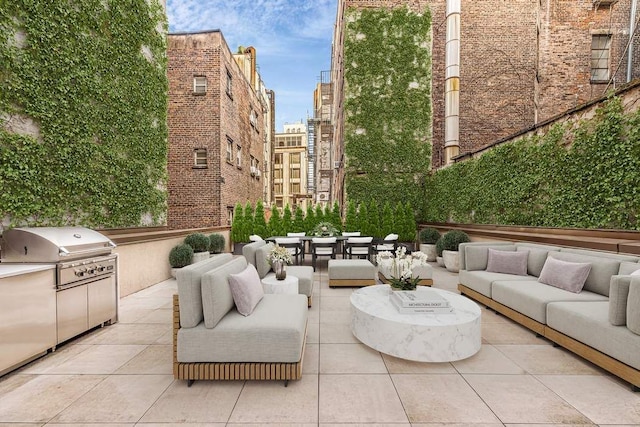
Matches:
[261,275,299,294]
[350,285,481,362]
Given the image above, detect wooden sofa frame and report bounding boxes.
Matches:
[173,295,305,386]
[459,284,640,391]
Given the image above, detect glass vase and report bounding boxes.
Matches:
[274,260,287,280]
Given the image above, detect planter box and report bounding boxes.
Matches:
[192,252,210,264]
[442,250,460,272]
[419,244,437,262]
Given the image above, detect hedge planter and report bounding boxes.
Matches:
[436,256,445,267]
[442,250,460,272]
[192,252,210,264]
[420,243,437,262]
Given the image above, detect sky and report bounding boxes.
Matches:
[166,0,337,132]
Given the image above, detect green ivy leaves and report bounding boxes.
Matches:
[0,0,168,228]
[422,96,640,230]
[342,6,432,209]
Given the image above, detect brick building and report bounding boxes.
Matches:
[330,0,640,203]
[167,31,270,229]
[273,123,311,211]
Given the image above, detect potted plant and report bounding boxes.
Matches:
[439,230,470,272]
[312,221,339,237]
[419,227,441,261]
[230,202,248,254]
[376,246,429,290]
[435,236,446,267]
[208,233,226,254]
[267,244,293,280]
[184,233,210,263]
[169,243,194,278]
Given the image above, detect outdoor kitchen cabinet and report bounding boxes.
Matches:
[0,264,57,376]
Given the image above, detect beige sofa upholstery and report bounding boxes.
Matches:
[457,242,640,390]
[174,254,308,386]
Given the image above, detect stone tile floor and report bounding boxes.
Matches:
[1,260,640,426]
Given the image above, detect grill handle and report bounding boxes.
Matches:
[58,243,116,258]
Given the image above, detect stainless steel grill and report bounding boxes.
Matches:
[1,226,118,345]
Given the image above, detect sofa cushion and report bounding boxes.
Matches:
[548,252,618,296]
[458,269,533,298]
[619,261,640,275]
[242,240,267,268]
[538,257,591,293]
[228,264,264,316]
[515,243,560,277]
[464,244,516,271]
[609,276,632,326]
[628,279,640,335]
[177,293,308,363]
[176,253,233,329]
[492,280,607,324]
[202,257,247,328]
[255,242,275,279]
[547,301,640,370]
[487,248,528,276]
[288,265,314,297]
[560,248,639,263]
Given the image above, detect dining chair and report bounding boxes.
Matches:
[274,237,303,264]
[374,233,398,255]
[344,236,373,262]
[311,237,337,271]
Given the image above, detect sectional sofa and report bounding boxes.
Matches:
[173,253,308,386]
[457,242,640,390]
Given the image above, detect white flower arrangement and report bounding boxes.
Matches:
[376,246,429,290]
[267,244,293,265]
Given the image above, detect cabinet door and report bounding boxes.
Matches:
[88,276,117,328]
[57,284,88,344]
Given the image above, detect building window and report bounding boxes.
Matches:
[227,206,234,225]
[226,69,233,98]
[291,182,300,194]
[249,109,257,128]
[274,183,283,194]
[290,153,301,164]
[290,167,300,179]
[193,76,207,94]
[194,148,207,168]
[274,169,282,179]
[236,145,242,168]
[591,34,611,82]
[274,153,283,164]
[226,137,233,163]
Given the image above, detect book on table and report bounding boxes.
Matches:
[390,289,451,308]
[389,295,454,314]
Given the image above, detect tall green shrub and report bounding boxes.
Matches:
[282,204,293,234]
[253,200,268,238]
[314,204,325,226]
[344,200,358,232]
[404,202,417,242]
[268,205,282,237]
[357,203,369,236]
[305,204,316,234]
[230,203,244,243]
[330,201,342,230]
[381,201,394,236]
[292,205,306,232]
[243,201,254,237]
[368,200,381,238]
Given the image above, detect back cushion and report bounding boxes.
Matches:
[255,242,275,279]
[548,251,619,296]
[561,247,639,263]
[176,253,233,328]
[201,257,248,328]
[465,245,516,271]
[619,261,640,275]
[242,240,267,267]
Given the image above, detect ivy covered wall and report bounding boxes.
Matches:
[422,97,640,230]
[0,0,168,228]
[342,6,432,209]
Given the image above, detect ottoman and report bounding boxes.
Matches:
[328,259,377,287]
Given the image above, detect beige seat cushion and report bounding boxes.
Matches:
[328,259,376,280]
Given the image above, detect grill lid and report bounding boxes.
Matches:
[1,227,116,262]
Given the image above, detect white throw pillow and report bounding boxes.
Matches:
[228,264,264,316]
[538,257,591,293]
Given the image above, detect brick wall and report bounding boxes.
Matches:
[167,31,264,229]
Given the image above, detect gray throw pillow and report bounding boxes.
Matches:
[486,248,528,276]
[627,279,640,335]
[538,257,591,293]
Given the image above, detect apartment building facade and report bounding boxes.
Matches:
[330,0,640,203]
[310,71,335,206]
[167,31,270,229]
[273,123,311,211]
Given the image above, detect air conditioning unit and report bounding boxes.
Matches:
[256,169,261,177]
[250,166,257,176]
[334,161,342,169]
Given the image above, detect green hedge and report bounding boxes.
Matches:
[343,6,432,209]
[422,96,640,230]
[0,0,168,228]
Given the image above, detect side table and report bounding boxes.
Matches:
[261,275,299,294]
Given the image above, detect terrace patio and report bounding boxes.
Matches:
[0,260,639,426]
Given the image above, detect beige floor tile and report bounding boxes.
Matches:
[227,424,317,427]
[20,344,92,374]
[118,307,155,323]
[319,322,359,343]
[306,321,320,344]
[382,354,456,374]
[503,424,595,427]
[31,344,145,375]
[0,374,38,399]
[47,424,133,427]
[0,374,104,423]
[321,424,410,427]
[452,344,526,374]
[115,345,172,375]
[51,375,173,423]
[319,374,408,424]
[119,297,169,311]
[481,321,549,345]
[319,309,351,325]
[154,330,173,345]
[303,343,319,374]
[464,374,591,424]
[496,344,602,375]
[319,295,352,312]
[536,374,640,424]
[134,308,173,324]
[0,424,44,427]
[481,307,514,324]
[228,374,318,424]
[139,380,243,423]
[320,343,387,374]
[136,424,223,427]
[392,374,500,423]
[411,424,503,427]
[81,323,171,345]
